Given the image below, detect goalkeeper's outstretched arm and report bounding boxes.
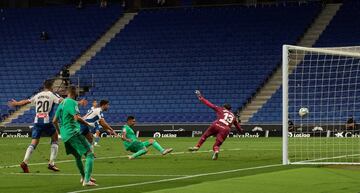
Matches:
[195,90,217,110]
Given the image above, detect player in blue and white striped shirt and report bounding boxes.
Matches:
[80,100,116,151]
[9,80,62,173]
[9,81,88,173]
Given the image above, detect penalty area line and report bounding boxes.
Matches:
[67,163,283,193]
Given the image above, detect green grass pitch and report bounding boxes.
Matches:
[0,137,360,193]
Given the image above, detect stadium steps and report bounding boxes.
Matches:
[68,13,137,76]
[0,12,137,127]
[52,13,137,92]
[239,3,342,123]
[0,104,30,126]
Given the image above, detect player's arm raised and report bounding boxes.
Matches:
[195,90,217,110]
[99,118,117,136]
[8,99,31,107]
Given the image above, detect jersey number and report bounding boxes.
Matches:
[36,101,50,113]
[219,113,234,126]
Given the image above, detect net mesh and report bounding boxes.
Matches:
[286,46,360,164]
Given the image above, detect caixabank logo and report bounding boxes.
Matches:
[335,132,360,138]
[0,129,29,138]
[231,132,260,138]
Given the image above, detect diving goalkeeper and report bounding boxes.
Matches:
[189,90,243,160]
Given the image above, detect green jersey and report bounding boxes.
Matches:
[55,97,81,142]
[122,124,138,149]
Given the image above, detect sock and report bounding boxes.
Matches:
[23,144,36,164]
[131,149,147,158]
[95,136,100,144]
[90,143,95,153]
[75,156,85,178]
[84,152,94,183]
[152,141,165,153]
[49,142,58,165]
[213,137,224,152]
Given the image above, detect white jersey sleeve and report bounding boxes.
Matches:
[84,107,103,124]
[29,94,37,106]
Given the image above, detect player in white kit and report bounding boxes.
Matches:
[80,100,116,152]
[9,80,88,173]
[9,80,62,173]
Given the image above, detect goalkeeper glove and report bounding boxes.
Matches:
[195,90,202,99]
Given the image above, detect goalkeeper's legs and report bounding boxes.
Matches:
[212,130,230,160]
[189,125,216,151]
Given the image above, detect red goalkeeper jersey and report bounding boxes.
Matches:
[199,96,242,131]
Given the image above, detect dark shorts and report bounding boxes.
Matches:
[31,123,56,139]
[80,123,101,136]
[64,134,91,157]
[203,123,230,143]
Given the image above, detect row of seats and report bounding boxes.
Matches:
[65,4,319,123]
[1,5,123,123]
[250,0,360,124]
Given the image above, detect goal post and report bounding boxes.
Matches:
[282,45,360,165]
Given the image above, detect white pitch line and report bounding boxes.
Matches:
[7,173,188,177]
[0,148,280,170]
[291,153,360,164]
[0,142,49,146]
[67,163,283,193]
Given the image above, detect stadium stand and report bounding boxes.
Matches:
[2,5,123,124]
[250,0,360,123]
[65,4,320,124]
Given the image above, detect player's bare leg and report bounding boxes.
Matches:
[20,138,40,173]
[94,130,101,147]
[48,131,60,172]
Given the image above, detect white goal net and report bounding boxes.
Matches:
[282,45,360,165]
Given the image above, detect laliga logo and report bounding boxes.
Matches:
[288,132,310,138]
[153,132,161,138]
